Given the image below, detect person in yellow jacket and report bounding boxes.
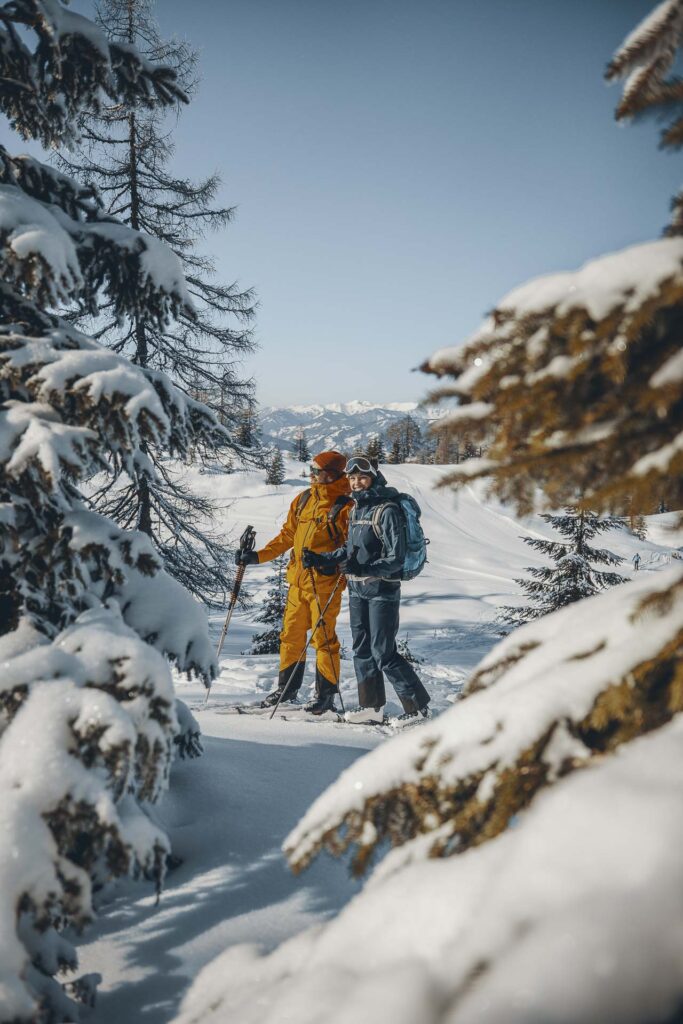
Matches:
[236,450,352,715]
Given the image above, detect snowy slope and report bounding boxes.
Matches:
[259,400,440,454]
[74,458,680,1022]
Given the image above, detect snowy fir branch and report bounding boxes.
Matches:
[284,567,683,876]
[423,238,683,517]
[0,0,187,148]
[0,2,218,1018]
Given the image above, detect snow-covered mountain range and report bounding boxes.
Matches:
[258,400,440,454]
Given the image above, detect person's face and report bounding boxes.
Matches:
[310,465,339,485]
[348,472,374,492]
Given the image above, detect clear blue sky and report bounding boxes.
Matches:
[7,1,682,406]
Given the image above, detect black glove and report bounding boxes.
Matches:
[235,549,258,566]
[340,553,363,576]
[302,547,323,569]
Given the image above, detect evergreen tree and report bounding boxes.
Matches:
[293,427,310,462]
[57,0,257,606]
[501,509,627,627]
[624,498,648,540]
[250,555,288,654]
[386,415,422,462]
[366,435,386,463]
[386,437,402,464]
[434,431,460,464]
[0,3,216,1017]
[266,447,285,485]
[236,406,259,448]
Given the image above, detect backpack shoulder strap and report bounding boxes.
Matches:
[371,501,399,541]
[296,489,311,518]
[326,494,354,540]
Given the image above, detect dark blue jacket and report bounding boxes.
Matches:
[319,473,406,580]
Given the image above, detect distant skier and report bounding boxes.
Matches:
[303,455,430,725]
[632,552,641,572]
[236,451,352,715]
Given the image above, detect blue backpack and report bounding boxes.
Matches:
[371,494,428,581]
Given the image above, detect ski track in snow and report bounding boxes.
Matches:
[76,461,680,1023]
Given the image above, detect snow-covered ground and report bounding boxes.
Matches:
[76,460,681,1021]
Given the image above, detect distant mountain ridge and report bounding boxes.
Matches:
[259,400,440,455]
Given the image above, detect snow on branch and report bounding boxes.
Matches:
[606,0,683,127]
[423,238,683,516]
[284,567,683,876]
[0,607,176,1022]
[0,0,188,148]
[0,182,194,326]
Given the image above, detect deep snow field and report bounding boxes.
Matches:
[76,459,681,1023]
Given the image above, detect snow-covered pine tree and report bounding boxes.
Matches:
[265,446,285,485]
[293,427,310,462]
[501,508,626,627]
[250,555,288,654]
[0,4,220,1018]
[56,0,257,606]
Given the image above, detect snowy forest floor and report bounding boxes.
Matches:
[76,462,682,1022]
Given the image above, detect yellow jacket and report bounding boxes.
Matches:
[257,476,352,590]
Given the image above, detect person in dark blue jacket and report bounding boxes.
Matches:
[303,455,430,725]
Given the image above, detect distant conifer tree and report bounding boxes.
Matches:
[386,437,402,464]
[266,448,285,485]
[294,428,310,462]
[366,435,386,463]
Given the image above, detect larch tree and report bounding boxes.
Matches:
[500,508,626,627]
[57,0,257,606]
[0,1,219,1018]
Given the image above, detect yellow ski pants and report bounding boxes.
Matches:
[279,583,343,686]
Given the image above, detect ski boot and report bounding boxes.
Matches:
[344,705,385,725]
[259,663,305,708]
[304,672,339,718]
[391,697,431,728]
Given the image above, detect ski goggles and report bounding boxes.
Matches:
[344,456,377,476]
[309,464,322,476]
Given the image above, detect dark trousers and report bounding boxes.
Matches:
[348,582,430,713]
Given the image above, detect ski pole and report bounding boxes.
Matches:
[308,568,346,714]
[205,525,256,706]
[269,571,346,720]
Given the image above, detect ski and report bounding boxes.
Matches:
[213,701,305,716]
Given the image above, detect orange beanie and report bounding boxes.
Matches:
[312,450,346,475]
